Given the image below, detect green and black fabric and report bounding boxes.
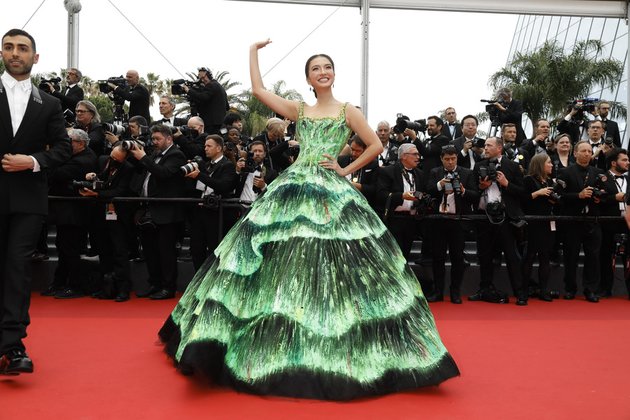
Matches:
[159,102,459,400]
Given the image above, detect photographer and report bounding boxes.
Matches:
[252,117,296,172]
[425,146,479,303]
[413,115,450,173]
[451,115,484,170]
[236,140,278,205]
[586,120,611,170]
[597,101,621,148]
[155,95,187,127]
[598,148,629,298]
[104,115,151,154]
[441,107,463,141]
[182,67,229,135]
[74,100,106,156]
[376,120,398,167]
[185,135,239,271]
[557,98,599,144]
[129,124,187,300]
[471,137,527,305]
[47,68,84,118]
[78,143,135,302]
[45,129,98,298]
[489,87,526,145]
[557,141,608,302]
[502,122,529,172]
[109,70,150,123]
[376,143,425,261]
[172,116,207,160]
[338,134,379,206]
[521,119,551,162]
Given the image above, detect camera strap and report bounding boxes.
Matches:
[401,168,415,191]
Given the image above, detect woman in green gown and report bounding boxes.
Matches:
[159,39,459,400]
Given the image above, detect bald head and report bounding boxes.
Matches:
[125,70,139,87]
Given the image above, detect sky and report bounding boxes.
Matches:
[1,0,519,131]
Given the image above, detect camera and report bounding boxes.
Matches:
[103,122,128,137]
[171,79,202,96]
[479,158,500,182]
[393,114,427,134]
[39,77,61,93]
[202,193,220,210]
[175,125,198,138]
[445,171,462,195]
[604,137,614,146]
[180,155,205,175]
[63,109,75,127]
[480,99,503,124]
[568,97,599,123]
[240,151,259,173]
[591,173,608,199]
[120,139,145,151]
[548,179,566,204]
[614,233,628,256]
[287,144,300,157]
[413,193,437,215]
[97,76,127,94]
[72,179,104,191]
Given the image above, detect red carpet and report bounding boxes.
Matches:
[2,295,629,419]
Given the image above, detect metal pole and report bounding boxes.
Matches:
[64,0,82,68]
[360,0,369,117]
[626,1,629,148]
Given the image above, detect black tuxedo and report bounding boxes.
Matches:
[52,84,84,115]
[338,155,378,205]
[186,80,228,133]
[153,116,188,127]
[414,134,450,173]
[451,136,483,169]
[602,118,621,147]
[376,162,425,260]
[557,163,605,295]
[190,156,239,270]
[131,145,187,293]
[426,166,479,297]
[115,83,150,123]
[441,122,463,141]
[497,99,526,145]
[378,142,398,167]
[0,81,71,354]
[473,156,525,298]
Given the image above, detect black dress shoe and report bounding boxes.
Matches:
[539,291,553,302]
[596,290,612,298]
[450,294,462,304]
[468,290,483,301]
[426,293,444,302]
[584,290,599,303]
[54,288,84,299]
[516,297,528,306]
[0,350,33,375]
[149,289,175,300]
[114,292,130,302]
[41,286,62,297]
[563,292,575,300]
[136,286,160,298]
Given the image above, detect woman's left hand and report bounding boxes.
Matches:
[319,153,344,176]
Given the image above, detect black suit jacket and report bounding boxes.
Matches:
[187,80,229,128]
[196,155,239,198]
[96,155,135,216]
[52,84,84,114]
[498,99,526,145]
[376,162,425,215]
[451,136,483,169]
[474,157,525,218]
[338,155,379,203]
[236,163,278,198]
[602,119,621,148]
[130,145,187,224]
[115,83,151,123]
[557,163,605,216]
[441,122,463,141]
[414,134,451,173]
[598,171,627,217]
[0,83,72,215]
[426,166,479,215]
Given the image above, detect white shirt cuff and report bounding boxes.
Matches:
[30,156,41,172]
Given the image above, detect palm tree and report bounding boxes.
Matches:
[489,39,625,123]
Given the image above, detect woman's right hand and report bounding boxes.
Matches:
[251,39,272,50]
[534,187,553,198]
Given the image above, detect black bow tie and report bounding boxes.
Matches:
[449,123,456,127]
[614,175,625,179]
[161,118,170,123]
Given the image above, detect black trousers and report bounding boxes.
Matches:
[0,213,43,354]
[190,206,238,271]
[476,219,524,297]
[562,221,601,294]
[387,213,419,261]
[53,224,86,290]
[522,221,555,293]
[600,220,627,294]
[431,218,466,295]
[139,222,179,292]
[95,219,131,294]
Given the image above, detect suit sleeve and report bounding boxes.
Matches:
[31,99,72,170]
[138,151,186,180]
[196,162,239,196]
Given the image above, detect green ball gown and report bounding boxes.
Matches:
[159,103,459,400]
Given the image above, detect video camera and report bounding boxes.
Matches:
[72,179,105,191]
[171,79,203,96]
[98,77,127,94]
[480,99,504,124]
[393,114,427,134]
[479,157,500,182]
[39,77,61,93]
[568,97,599,123]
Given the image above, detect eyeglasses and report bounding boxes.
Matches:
[403,152,420,156]
[75,109,90,114]
[446,112,455,115]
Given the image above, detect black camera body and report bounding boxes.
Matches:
[171,79,203,96]
[446,171,462,195]
[180,155,205,175]
[39,77,61,93]
[120,139,145,152]
[413,193,437,215]
[479,159,500,182]
[480,99,504,124]
[393,114,427,134]
[591,173,608,199]
[202,193,220,210]
[548,179,567,204]
[98,77,127,94]
[72,179,104,191]
[287,144,300,157]
[568,97,598,123]
[241,151,258,174]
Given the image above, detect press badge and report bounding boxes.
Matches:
[550,220,556,231]
[105,203,117,221]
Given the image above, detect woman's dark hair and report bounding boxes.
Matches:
[304,54,335,78]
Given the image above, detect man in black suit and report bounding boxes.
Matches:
[50,68,83,119]
[414,115,450,173]
[451,114,484,170]
[129,124,187,299]
[183,67,228,135]
[491,87,526,146]
[154,95,187,127]
[471,137,528,305]
[425,146,479,304]
[376,120,398,167]
[172,116,206,160]
[0,29,72,375]
[585,120,611,170]
[501,122,529,172]
[376,143,425,261]
[236,140,278,205]
[110,70,150,123]
[338,134,378,206]
[441,107,463,141]
[557,141,606,303]
[47,128,98,299]
[187,135,239,271]
[597,148,628,297]
[597,101,621,148]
